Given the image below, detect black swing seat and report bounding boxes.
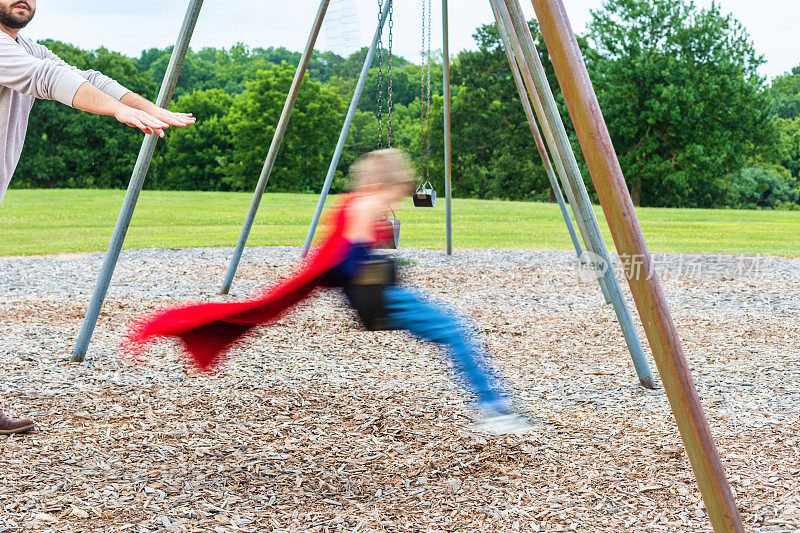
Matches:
[345,258,398,331]
[413,181,437,207]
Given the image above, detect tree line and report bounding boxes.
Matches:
[11,0,800,209]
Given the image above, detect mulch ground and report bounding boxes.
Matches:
[1,247,798,532]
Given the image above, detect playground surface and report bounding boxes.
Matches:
[1,247,798,532]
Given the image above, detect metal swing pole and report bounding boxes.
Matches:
[490,0,582,258]
[497,0,655,389]
[71,0,204,363]
[531,2,743,530]
[442,0,453,255]
[301,0,393,257]
[220,0,331,295]
[490,0,611,305]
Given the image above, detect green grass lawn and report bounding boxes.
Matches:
[1,189,798,257]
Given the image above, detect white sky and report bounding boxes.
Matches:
[22,0,800,79]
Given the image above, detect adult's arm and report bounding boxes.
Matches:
[35,41,194,130]
[71,82,170,137]
[0,36,181,136]
[120,92,195,129]
[0,34,86,105]
[37,44,131,101]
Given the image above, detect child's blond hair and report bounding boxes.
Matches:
[350,149,415,191]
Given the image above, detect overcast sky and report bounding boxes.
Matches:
[22,1,800,79]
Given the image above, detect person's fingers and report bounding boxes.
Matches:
[165,113,195,126]
[135,121,153,135]
[152,111,195,127]
[152,117,171,129]
[140,112,169,129]
[161,116,185,126]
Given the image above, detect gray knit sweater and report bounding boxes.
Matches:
[0,32,130,203]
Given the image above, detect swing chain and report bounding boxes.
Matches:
[377,0,384,149]
[425,0,432,182]
[387,1,394,148]
[419,0,433,187]
[419,0,427,187]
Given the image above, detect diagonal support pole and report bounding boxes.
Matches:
[301,0,393,257]
[220,0,331,295]
[490,0,611,305]
[531,1,743,530]
[71,0,204,363]
[490,0,582,258]
[497,0,655,389]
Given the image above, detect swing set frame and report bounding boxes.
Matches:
[68,1,743,530]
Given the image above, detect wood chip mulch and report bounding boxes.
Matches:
[1,247,798,532]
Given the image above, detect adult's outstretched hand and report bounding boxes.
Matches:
[150,108,196,128]
[113,106,171,138]
[120,92,196,136]
[71,82,197,138]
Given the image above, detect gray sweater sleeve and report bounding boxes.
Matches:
[35,42,131,101]
[0,35,131,107]
[0,34,86,106]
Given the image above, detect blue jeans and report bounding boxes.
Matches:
[382,285,508,411]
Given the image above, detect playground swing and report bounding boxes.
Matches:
[413,0,438,208]
[69,1,745,526]
[375,0,402,249]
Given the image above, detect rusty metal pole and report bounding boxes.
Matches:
[497,0,655,389]
[490,0,582,258]
[442,0,453,255]
[530,1,743,531]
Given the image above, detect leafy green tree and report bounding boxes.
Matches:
[778,117,800,180]
[224,63,345,193]
[589,0,779,207]
[771,65,800,120]
[445,20,575,201]
[152,89,235,191]
[723,167,799,209]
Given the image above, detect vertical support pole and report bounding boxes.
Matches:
[496,0,654,388]
[490,0,582,258]
[71,0,204,363]
[220,0,331,295]
[531,2,743,531]
[442,0,453,255]
[301,0,393,257]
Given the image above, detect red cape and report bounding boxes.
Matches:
[122,194,392,372]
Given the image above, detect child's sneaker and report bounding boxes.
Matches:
[471,409,535,435]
